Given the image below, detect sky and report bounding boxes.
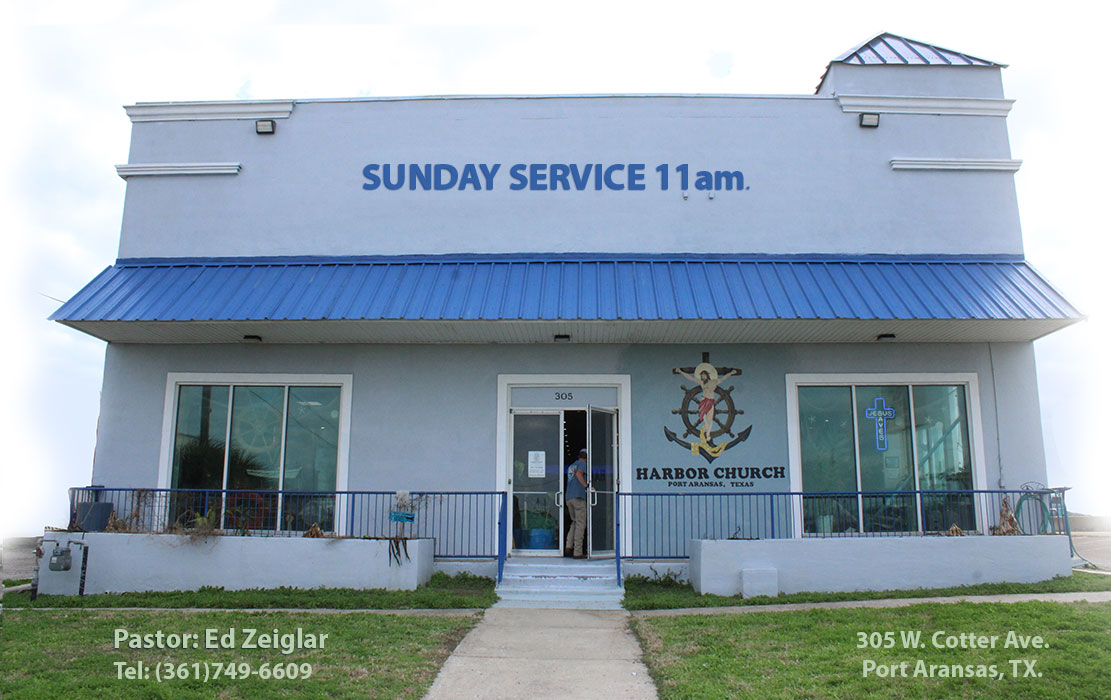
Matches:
[2,1,1109,539]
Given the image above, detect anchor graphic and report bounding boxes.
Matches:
[663,352,753,464]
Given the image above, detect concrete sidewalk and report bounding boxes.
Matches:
[1072,532,1111,570]
[633,589,1111,617]
[420,589,1111,699]
[423,608,657,700]
[1,537,39,581]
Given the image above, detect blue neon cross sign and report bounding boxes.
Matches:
[865,397,896,451]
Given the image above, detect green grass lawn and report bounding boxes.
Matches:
[0,608,477,699]
[3,572,496,610]
[634,601,1111,700]
[623,571,1111,610]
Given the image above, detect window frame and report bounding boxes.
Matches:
[785,373,988,538]
[158,372,354,497]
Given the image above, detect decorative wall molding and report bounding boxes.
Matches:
[115,163,242,179]
[836,94,1014,117]
[124,100,294,122]
[890,158,1022,172]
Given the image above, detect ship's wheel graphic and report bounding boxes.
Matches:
[664,352,753,463]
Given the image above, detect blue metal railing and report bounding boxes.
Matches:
[619,488,1070,559]
[496,492,507,583]
[615,488,622,581]
[69,487,506,560]
[69,486,1070,565]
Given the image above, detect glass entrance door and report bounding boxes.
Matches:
[588,406,617,557]
[510,412,562,553]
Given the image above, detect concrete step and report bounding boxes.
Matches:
[502,561,616,577]
[499,576,619,590]
[494,599,624,610]
[497,556,624,609]
[501,568,617,579]
[500,577,617,589]
[494,586,625,610]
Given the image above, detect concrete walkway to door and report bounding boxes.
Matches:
[423,607,657,699]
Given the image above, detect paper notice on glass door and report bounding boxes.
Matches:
[527,451,546,478]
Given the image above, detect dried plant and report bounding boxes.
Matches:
[103,511,136,533]
[387,536,410,567]
[989,497,1020,536]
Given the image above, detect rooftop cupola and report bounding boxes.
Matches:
[816,33,1006,99]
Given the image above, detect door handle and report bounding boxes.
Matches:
[589,488,598,506]
[555,492,564,507]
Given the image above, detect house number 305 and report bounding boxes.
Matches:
[554,392,574,401]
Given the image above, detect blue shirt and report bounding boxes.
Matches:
[566,458,588,500]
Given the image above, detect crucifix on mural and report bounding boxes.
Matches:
[663,351,753,463]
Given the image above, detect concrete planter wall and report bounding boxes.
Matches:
[690,536,1072,597]
[36,531,435,595]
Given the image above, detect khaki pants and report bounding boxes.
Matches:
[567,497,587,556]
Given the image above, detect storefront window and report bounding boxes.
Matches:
[797,381,975,534]
[169,382,342,532]
[914,385,974,531]
[170,385,229,491]
[281,386,341,531]
[855,386,916,533]
[798,386,858,534]
[227,386,284,491]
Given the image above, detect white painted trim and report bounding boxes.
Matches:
[784,380,805,539]
[964,377,990,533]
[890,158,1022,172]
[157,377,182,490]
[126,95,823,112]
[785,372,988,538]
[836,94,1014,116]
[496,374,633,558]
[116,163,242,179]
[156,374,354,523]
[125,100,294,122]
[850,386,864,529]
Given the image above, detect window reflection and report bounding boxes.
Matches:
[799,386,858,534]
[169,383,342,533]
[856,386,916,533]
[914,385,975,531]
[281,386,341,531]
[798,383,975,534]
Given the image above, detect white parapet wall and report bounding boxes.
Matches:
[36,531,435,595]
[690,536,1073,597]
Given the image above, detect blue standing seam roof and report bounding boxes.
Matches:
[50,256,1082,324]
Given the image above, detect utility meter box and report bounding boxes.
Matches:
[37,535,86,596]
[48,546,72,571]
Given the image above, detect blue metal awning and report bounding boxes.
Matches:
[51,254,1082,344]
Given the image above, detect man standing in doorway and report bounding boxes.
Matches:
[565,448,589,559]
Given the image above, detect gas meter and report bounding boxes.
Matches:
[48,545,72,571]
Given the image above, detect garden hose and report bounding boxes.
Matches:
[1014,492,1052,535]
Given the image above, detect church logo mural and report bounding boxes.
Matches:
[663,352,752,463]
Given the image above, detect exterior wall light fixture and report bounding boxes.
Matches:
[554,334,571,343]
[875,333,897,341]
[859,113,880,128]
[243,334,263,342]
[255,119,276,134]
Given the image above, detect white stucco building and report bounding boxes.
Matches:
[49,34,1080,597]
